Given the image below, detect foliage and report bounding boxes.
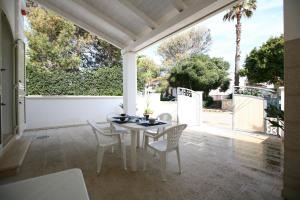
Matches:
[137,55,159,91]
[143,96,153,114]
[203,96,214,108]
[265,105,284,132]
[155,78,169,93]
[25,6,127,95]
[79,32,122,69]
[168,55,230,97]
[160,93,175,101]
[26,64,123,96]
[223,0,257,21]
[157,27,212,68]
[240,36,284,87]
[26,6,122,71]
[26,7,82,71]
[223,0,257,86]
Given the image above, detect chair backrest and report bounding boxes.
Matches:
[164,124,187,150]
[156,113,173,134]
[157,113,172,123]
[87,120,105,145]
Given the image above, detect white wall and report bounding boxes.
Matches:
[26,93,203,129]
[26,96,123,129]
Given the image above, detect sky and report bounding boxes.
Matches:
[138,0,283,86]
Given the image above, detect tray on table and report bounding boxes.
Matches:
[137,121,166,127]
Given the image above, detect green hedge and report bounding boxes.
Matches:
[26,65,124,96]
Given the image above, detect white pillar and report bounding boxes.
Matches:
[122,51,137,115]
[283,0,300,199]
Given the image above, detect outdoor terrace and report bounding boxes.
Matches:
[0,125,283,200]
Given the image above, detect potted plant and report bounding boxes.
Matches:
[143,97,153,120]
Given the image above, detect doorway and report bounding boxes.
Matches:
[0,11,15,146]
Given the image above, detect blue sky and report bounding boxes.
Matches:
[139,0,283,84]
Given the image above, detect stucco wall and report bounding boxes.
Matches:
[25,96,123,129]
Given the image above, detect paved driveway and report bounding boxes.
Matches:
[203,109,232,129]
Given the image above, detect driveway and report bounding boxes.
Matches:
[203,109,232,129]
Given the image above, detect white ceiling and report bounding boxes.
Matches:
[36,0,238,52]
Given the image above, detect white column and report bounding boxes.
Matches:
[283,0,300,199]
[122,51,137,115]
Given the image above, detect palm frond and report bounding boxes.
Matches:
[223,0,257,21]
[223,9,235,21]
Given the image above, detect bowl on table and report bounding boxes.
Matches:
[120,116,127,121]
[149,118,156,125]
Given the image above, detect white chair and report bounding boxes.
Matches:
[106,113,130,152]
[142,113,172,148]
[143,124,187,181]
[87,120,127,174]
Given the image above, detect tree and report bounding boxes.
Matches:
[168,55,230,97]
[25,6,124,96]
[26,6,122,71]
[157,27,212,68]
[78,30,121,69]
[137,55,159,91]
[240,36,284,87]
[26,7,82,71]
[223,0,257,86]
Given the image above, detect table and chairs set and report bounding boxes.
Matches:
[87,113,187,181]
[0,113,187,200]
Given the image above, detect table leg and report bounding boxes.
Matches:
[136,131,140,148]
[130,130,137,171]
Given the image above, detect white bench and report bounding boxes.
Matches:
[0,168,89,200]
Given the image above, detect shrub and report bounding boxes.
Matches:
[26,64,124,96]
[203,96,214,108]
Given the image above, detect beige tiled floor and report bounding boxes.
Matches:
[0,125,283,200]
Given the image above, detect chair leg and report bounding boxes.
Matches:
[111,125,115,153]
[96,146,104,175]
[176,147,182,174]
[137,131,140,148]
[142,132,145,149]
[143,136,149,171]
[121,134,127,170]
[160,152,167,181]
[153,137,158,157]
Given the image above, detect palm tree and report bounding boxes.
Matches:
[223,0,257,86]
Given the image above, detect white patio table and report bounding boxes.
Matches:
[110,116,171,171]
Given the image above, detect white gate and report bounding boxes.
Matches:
[232,86,281,136]
[233,95,266,133]
[177,87,202,126]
